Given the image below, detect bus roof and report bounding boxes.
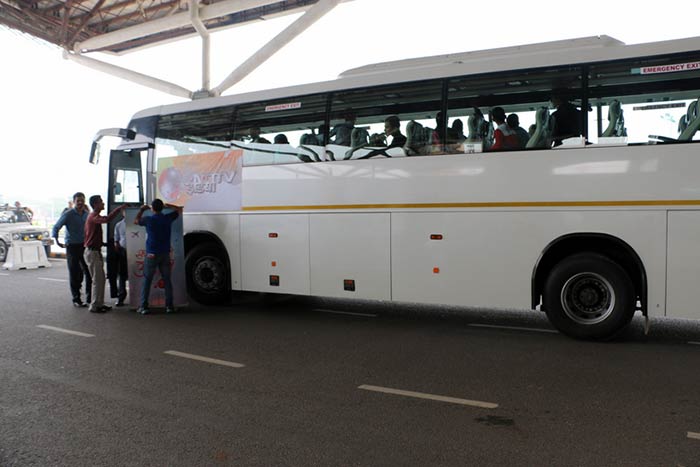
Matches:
[132,34,700,120]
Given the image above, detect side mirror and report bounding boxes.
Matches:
[114,182,122,196]
[89,141,100,165]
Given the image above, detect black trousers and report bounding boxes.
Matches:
[116,247,128,302]
[66,243,92,303]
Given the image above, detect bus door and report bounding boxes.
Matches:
[106,149,145,300]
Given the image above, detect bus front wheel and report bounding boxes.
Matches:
[185,243,230,305]
[543,253,635,340]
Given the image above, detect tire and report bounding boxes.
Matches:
[0,240,7,263]
[543,253,635,340]
[185,243,230,305]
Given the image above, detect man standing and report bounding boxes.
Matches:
[134,199,182,315]
[84,195,123,313]
[52,192,92,307]
[113,216,128,306]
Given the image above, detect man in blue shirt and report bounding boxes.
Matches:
[52,192,92,307]
[134,199,182,314]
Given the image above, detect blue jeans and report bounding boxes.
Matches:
[140,253,173,308]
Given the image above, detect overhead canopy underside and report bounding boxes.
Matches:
[0,0,327,54]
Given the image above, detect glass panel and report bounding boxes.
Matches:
[448,66,583,151]
[114,169,141,204]
[329,80,443,159]
[588,53,700,144]
[233,94,328,166]
[155,107,234,159]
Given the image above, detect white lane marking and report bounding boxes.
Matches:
[315,309,377,318]
[687,432,700,440]
[38,277,68,283]
[0,272,9,276]
[36,325,94,338]
[688,342,700,346]
[164,350,245,368]
[468,323,558,334]
[358,384,498,409]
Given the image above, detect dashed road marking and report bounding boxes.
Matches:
[36,325,94,338]
[468,323,558,334]
[688,342,700,346]
[315,309,377,318]
[358,384,498,409]
[38,277,68,283]
[687,432,700,440]
[0,272,9,276]
[164,350,245,368]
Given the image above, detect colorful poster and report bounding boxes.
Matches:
[156,150,243,212]
[125,207,187,308]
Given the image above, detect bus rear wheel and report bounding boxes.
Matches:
[185,243,230,305]
[0,240,7,263]
[543,253,635,340]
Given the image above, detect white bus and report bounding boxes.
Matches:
[91,35,700,339]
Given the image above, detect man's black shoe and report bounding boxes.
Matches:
[73,301,87,308]
[99,305,112,312]
[89,307,104,313]
[115,300,125,307]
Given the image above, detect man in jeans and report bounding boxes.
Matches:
[134,199,182,315]
[84,195,124,313]
[52,192,92,307]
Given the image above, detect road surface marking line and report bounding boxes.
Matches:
[164,350,245,368]
[36,325,94,338]
[38,277,68,283]
[358,384,498,409]
[0,272,9,276]
[687,432,700,440]
[688,342,700,346]
[468,323,558,334]
[316,309,377,318]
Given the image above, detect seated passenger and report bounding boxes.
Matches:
[490,107,519,151]
[330,113,356,146]
[549,93,582,146]
[451,119,466,143]
[384,115,407,148]
[431,111,458,151]
[507,113,529,149]
[316,124,329,145]
[249,126,271,144]
[12,201,33,223]
[273,134,289,144]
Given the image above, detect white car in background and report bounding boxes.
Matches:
[0,210,52,263]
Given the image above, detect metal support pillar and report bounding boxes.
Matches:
[212,0,341,96]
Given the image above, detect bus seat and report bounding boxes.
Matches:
[467,111,484,141]
[351,127,369,148]
[602,100,623,137]
[678,98,700,141]
[405,120,429,156]
[526,107,550,148]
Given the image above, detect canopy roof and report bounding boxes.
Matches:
[0,0,327,54]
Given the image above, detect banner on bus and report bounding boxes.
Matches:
[125,207,187,308]
[156,150,243,212]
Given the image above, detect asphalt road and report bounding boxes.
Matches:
[1,259,700,466]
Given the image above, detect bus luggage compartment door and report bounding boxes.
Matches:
[240,214,310,295]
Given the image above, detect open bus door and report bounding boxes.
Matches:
[90,128,151,303]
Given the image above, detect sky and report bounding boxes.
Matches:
[1,0,698,217]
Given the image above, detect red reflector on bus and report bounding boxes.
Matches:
[271,261,277,267]
[430,234,443,240]
[269,233,278,238]
[433,267,440,274]
[270,275,279,286]
[344,279,356,291]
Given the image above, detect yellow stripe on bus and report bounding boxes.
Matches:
[242,200,700,211]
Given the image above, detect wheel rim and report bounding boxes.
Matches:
[192,255,225,294]
[560,272,616,325]
[0,241,6,261]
